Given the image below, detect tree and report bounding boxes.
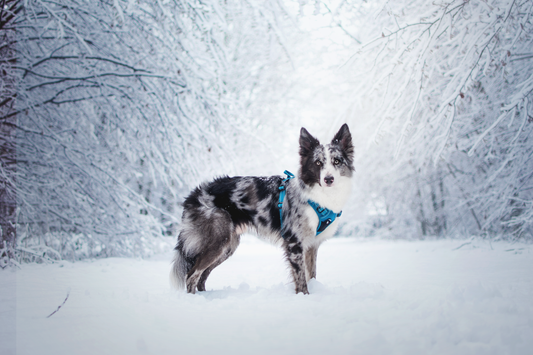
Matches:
[337,0,533,238]
[1,0,291,263]
[0,0,21,267]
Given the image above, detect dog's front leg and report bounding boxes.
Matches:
[304,245,318,281]
[284,234,309,294]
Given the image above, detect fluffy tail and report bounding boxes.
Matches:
[169,247,188,290]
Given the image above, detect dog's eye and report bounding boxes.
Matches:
[315,160,322,166]
[333,159,341,166]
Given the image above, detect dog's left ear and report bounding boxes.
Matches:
[332,124,354,160]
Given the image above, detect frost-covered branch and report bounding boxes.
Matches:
[340,0,533,238]
[6,0,293,262]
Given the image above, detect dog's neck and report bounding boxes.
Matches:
[298,177,351,212]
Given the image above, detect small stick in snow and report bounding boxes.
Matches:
[452,241,471,251]
[46,291,70,318]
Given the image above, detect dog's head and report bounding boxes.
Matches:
[299,124,354,189]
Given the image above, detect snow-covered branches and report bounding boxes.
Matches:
[342,0,533,238]
[3,0,531,266]
[2,0,291,262]
[0,0,20,267]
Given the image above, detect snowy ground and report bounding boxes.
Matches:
[1,236,532,355]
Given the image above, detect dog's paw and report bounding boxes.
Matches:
[295,284,309,295]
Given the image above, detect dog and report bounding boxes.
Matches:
[170,124,354,294]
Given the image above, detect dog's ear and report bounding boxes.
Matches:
[332,124,354,160]
[299,127,320,156]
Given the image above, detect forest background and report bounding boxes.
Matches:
[1,0,532,266]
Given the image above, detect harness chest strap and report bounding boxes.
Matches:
[307,200,342,235]
[278,170,342,237]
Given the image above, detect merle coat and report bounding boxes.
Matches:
[170,124,354,294]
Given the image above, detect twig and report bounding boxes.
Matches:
[452,241,471,251]
[46,291,70,318]
[323,3,361,44]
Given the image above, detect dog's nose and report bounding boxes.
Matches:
[324,175,334,186]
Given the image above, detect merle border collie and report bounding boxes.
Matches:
[170,124,354,294]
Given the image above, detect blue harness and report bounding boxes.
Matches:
[307,200,342,235]
[277,170,294,229]
[278,170,342,237]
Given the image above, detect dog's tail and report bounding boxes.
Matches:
[169,244,188,290]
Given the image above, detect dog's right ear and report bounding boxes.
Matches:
[299,127,320,156]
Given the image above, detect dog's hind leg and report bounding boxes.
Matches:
[196,235,240,292]
[196,254,227,292]
[304,245,318,281]
[197,266,215,292]
[186,249,222,294]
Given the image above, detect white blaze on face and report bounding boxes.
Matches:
[321,148,338,187]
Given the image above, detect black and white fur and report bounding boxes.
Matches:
[170,124,354,294]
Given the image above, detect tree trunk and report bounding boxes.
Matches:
[0,0,20,267]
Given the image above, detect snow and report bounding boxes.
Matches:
[1,236,532,355]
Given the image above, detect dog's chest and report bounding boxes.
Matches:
[301,204,339,243]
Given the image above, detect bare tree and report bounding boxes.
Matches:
[1,0,21,267]
[336,0,533,239]
[1,0,291,263]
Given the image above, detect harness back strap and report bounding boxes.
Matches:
[278,170,294,234]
